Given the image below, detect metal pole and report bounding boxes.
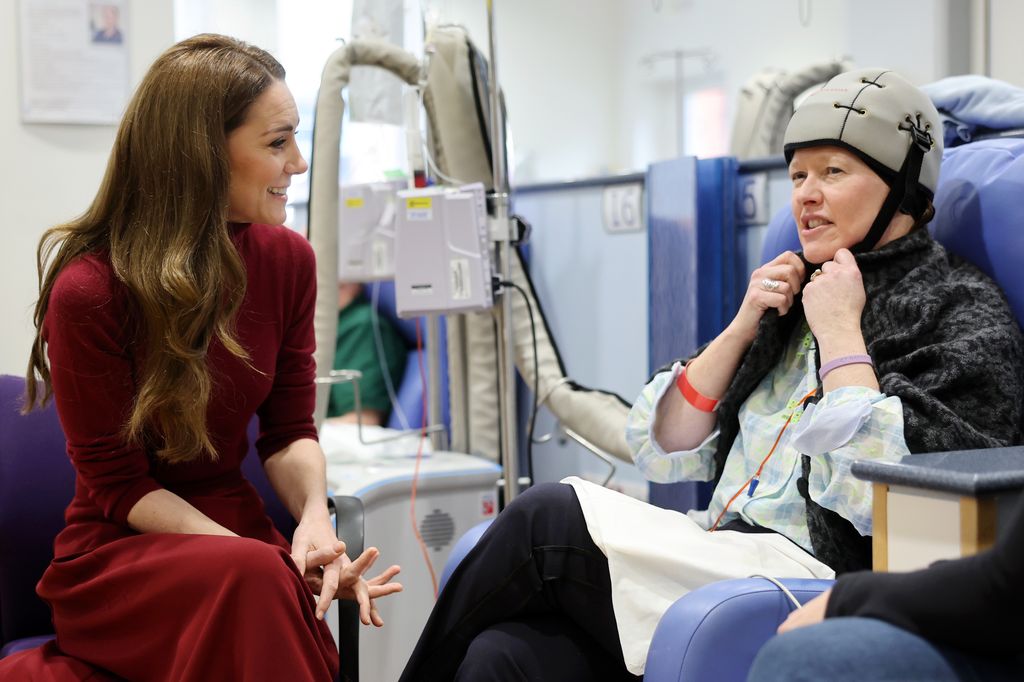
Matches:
[486,0,519,504]
[674,51,684,157]
[640,49,713,158]
[426,314,447,450]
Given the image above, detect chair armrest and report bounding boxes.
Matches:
[644,577,835,682]
[329,494,365,682]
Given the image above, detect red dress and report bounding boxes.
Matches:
[0,224,339,681]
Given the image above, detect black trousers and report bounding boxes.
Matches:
[398,482,641,682]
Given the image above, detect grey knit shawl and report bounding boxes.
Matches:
[693,228,1023,573]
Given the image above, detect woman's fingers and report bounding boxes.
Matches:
[750,280,795,315]
[316,557,343,620]
[317,549,403,626]
[304,541,346,568]
[757,263,803,295]
[367,564,401,586]
[343,547,381,579]
[353,577,373,625]
[768,251,806,283]
[369,599,384,627]
[367,582,404,599]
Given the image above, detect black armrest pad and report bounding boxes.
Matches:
[331,495,365,556]
[329,494,365,682]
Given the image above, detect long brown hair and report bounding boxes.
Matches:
[26,34,286,464]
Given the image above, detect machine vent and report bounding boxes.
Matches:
[420,509,456,551]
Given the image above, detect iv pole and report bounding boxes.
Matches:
[641,49,713,157]
[485,0,521,504]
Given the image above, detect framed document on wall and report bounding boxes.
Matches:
[18,0,129,124]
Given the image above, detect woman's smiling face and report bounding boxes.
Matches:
[225,79,307,225]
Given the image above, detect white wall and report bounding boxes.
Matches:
[1,0,175,376]
[427,0,625,182]
[0,0,982,376]
[988,0,1024,85]
[428,0,969,177]
[617,0,965,169]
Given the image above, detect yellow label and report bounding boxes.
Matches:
[406,197,433,210]
[344,198,365,208]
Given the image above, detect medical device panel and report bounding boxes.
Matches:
[394,182,494,317]
[337,180,406,282]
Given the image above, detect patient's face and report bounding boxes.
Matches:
[789,146,890,263]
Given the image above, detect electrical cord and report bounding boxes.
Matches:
[415,85,468,186]
[498,279,538,488]
[369,281,412,430]
[748,574,803,610]
[409,318,439,599]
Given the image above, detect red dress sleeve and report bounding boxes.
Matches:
[255,227,319,460]
[43,255,162,525]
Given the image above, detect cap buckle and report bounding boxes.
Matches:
[899,114,934,152]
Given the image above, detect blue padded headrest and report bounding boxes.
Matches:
[761,138,1024,326]
[759,207,802,264]
[929,138,1024,325]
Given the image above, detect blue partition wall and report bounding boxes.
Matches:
[646,155,741,512]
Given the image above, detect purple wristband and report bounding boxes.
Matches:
[818,354,874,381]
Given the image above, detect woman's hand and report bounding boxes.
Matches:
[777,589,831,633]
[290,513,403,623]
[290,512,347,610]
[802,248,866,344]
[321,549,403,625]
[729,251,806,342]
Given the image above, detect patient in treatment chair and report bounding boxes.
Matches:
[396,68,1024,681]
[325,281,409,427]
[319,281,431,468]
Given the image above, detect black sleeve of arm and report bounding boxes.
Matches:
[826,494,1024,657]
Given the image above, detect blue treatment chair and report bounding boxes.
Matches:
[0,374,365,682]
[646,136,1024,681]
[439,136,1024,681]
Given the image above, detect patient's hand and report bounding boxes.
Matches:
[777,588,831,633]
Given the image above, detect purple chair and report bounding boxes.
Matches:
[0,374,364,682]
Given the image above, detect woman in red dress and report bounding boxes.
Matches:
[0,34,401,681]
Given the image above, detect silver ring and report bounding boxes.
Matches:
[760,278,781,292]
[809,269,823,282]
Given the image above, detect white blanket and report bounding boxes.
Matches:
[563,477,835,675]
[318,421,433,464]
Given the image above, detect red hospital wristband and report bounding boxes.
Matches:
[676,367,719,412]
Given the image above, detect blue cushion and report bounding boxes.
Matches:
[759,207,802,264]
[645,578,835,682]
[438,520,493,592]
[0,634,56,659]
[930,138,1024,326]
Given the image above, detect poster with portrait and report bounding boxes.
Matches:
[18,0,129,124]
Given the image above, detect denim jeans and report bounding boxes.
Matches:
[747,617,1021,682]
